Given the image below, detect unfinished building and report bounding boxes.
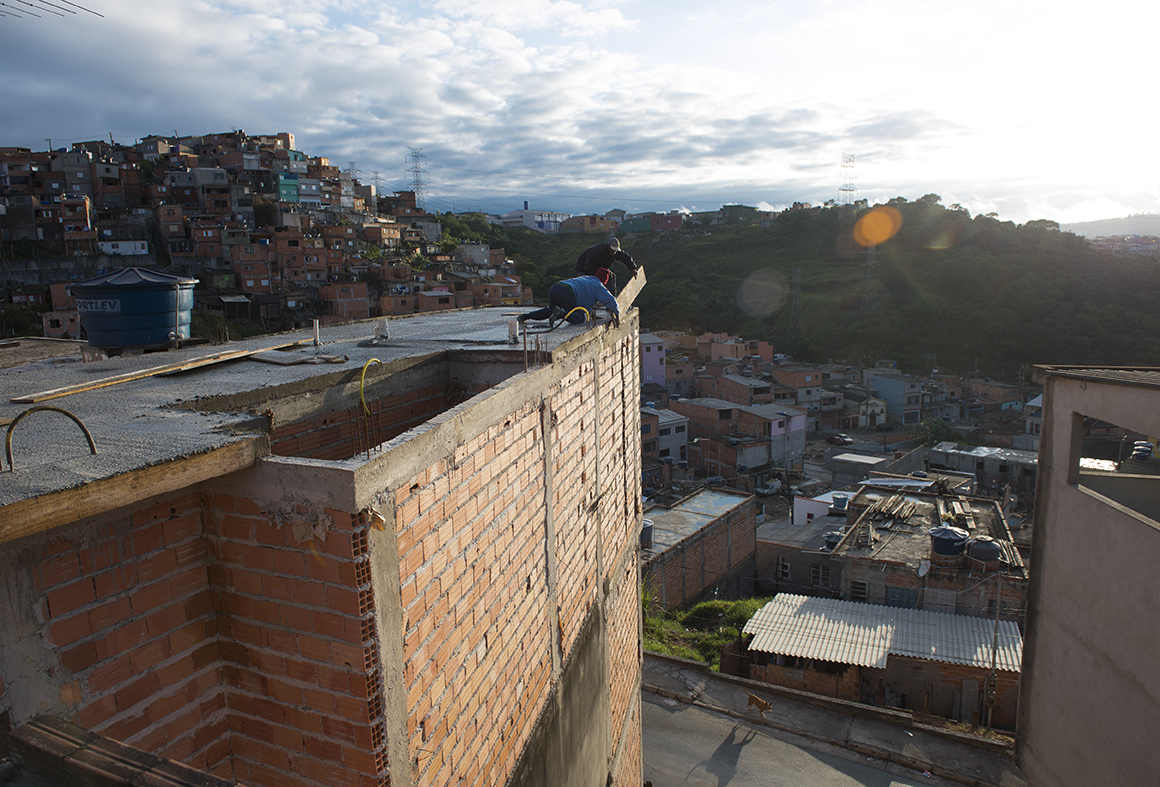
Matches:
[0,280,645,787]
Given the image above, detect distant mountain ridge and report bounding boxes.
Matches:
[1061,213,1160,238]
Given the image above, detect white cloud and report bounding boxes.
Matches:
[1,0,1157,223]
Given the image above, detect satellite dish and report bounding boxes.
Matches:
[918,559,931,577]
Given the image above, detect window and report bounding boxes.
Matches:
[659,428,671,437]
[810,565,830,587]
[776,559,790,580]
[642,424,651,433]
[675,425,685,433]
[848,580,868,601]
[659,449,670,458]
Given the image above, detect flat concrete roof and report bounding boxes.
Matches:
[830,488,1025,577]
[643,488,752,559]
[757,512,845,550]
[0,307,607,511]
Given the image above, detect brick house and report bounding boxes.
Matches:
[641,489,757,610]
[0,289,645,787]
[320,281,370,321]
[742,595,1022,727]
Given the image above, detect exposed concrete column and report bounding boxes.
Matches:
[369,508,415,787]
[541,398,562,681]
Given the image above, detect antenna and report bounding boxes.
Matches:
[838,152,857,257]
[407,147,427,213]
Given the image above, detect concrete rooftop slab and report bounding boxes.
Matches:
[0,307,614,512]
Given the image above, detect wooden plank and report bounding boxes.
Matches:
[0,438,262,545]
[9,342,301,404]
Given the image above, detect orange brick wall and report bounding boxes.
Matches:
[271,383,454,461]
[3,487,390,787]
[204,494,386,787]
[386,329,642,786]
[19,492,228,774]
[642,499,756,610]
[749,661,861,701]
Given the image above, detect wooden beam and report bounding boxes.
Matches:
[9,342,302,404]
[0,438,262,545]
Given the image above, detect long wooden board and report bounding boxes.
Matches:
[0,438,261,545]
[9,342,302,404]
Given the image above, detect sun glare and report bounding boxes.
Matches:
[853,206,902,247]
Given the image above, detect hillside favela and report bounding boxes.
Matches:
[1,125,1158,787]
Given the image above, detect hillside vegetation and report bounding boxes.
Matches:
[450,199,1160,379]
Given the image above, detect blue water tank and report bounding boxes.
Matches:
[73,268,198,347]
[929,525,970,555]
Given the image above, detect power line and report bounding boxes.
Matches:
[1,0,102,19]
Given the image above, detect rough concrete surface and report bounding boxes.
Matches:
[0,308,608,509]
[643,652,1027,787]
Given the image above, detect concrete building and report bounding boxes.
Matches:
[641,489,757,610]
[670,398,808,480]
[1017,366,1160,787]
[639,332,665,387]
[0,286,647,787]
[928,442,1038,497]
[828,486,1027,623]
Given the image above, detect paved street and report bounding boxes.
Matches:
[643,693,949,787]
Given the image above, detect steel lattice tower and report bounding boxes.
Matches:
[838,153,857,257]
[785,269,802,352]
[407,148,427,212]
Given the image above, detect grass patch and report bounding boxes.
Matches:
[643,596,772,671]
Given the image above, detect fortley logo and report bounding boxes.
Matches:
[77,299,121,313]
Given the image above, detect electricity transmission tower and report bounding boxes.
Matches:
[407,148,427,212]
[785,269,802,353]
[838,153,857,257]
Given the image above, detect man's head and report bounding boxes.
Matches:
[595,268,612,286]
[607,237,621,252]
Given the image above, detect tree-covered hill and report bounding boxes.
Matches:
[460,198,1160,379]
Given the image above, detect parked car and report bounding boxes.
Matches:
[875,422,896,432]
[755,480,782,495]
[826,434,855,445]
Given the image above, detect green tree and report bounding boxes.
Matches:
[916,416,954,447]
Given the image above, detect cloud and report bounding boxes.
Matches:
[2,0,1157,224]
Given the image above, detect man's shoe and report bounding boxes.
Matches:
[517,314,528,323]
[548,306,566,328]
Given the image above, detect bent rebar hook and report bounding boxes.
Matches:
[4,405,97,472]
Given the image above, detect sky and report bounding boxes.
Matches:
[2,0,1157,225]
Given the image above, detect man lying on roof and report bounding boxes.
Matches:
[518,268,620,328]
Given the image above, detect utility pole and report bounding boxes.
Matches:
[985,573,1002,728]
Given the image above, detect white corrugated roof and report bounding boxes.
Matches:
[743,594,1022,672]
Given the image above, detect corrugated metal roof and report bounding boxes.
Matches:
[743,594,1022,672]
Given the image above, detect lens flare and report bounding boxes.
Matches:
[736,270,787,317]
[926,226,958,250]
[854,206,903,247]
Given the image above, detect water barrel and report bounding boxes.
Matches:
[832,493,848,511]
[822,531,843,551]
[73,268,198,347]
[640,518,654,549]
[968,536,1003,562]
[929,525,970,555]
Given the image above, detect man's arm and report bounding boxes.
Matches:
[614,249,637,271]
